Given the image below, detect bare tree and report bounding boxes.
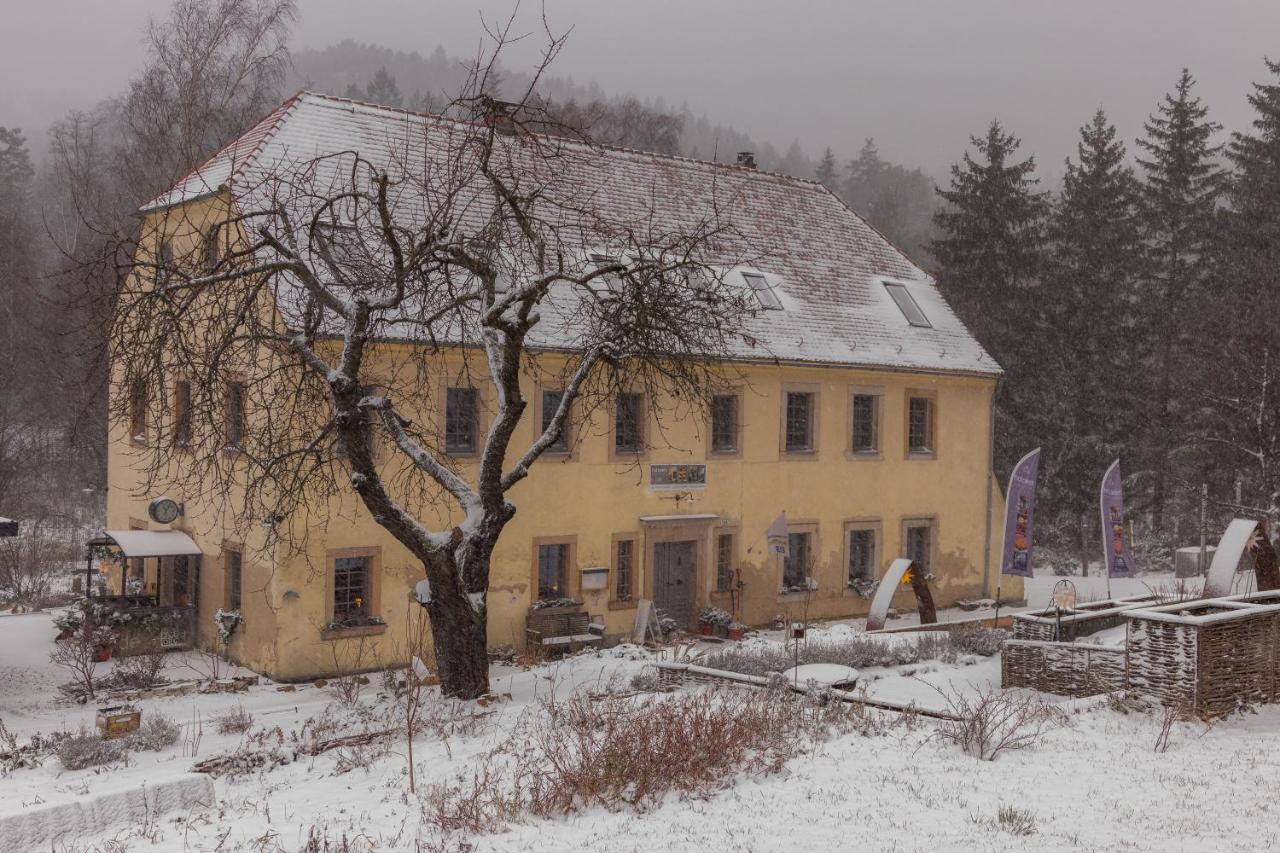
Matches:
[109,25,764,699]
[33,0,298,508]
[121,0,298,199]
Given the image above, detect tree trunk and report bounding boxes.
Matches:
[425,584,490,699]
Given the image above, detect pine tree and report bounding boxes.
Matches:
[815,147,839,189]
[1040,109,1144,570]
[931,121,1048,474]
[777,138,810,178]
[365,67,403,107]
[1135,69,1222,532]
[842,138,886,211]
[1198,59,1280,532]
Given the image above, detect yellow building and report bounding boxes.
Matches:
[103,93,1017,681]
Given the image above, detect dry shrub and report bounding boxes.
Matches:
[0,717,46,774]
[127,714,180,752]
[425,686,877,833]
[215,704,254,735]
[58,728,128,770]
[50,621,118,702]
[0,518,77,607]
[933,686,1066,761]
[703,629,1006,679]
[946,626,1008,658]
[108,653,168,690]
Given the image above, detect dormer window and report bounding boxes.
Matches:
[883,281,931,328]
[740,271,782,310]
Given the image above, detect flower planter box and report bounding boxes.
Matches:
[96,706,140,740]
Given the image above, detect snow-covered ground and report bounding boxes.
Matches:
[4,578,1279,852]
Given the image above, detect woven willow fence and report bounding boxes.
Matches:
[1011,595,1158,643]
[1001,639,1126,697]
[1125,599,1280,718]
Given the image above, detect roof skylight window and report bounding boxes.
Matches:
[883,281,931,328]
[741,271,783,310]
[588,252,625,297]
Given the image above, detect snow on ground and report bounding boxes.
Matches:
[4,580,1280,852]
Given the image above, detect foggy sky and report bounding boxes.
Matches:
[3,0,1278,178]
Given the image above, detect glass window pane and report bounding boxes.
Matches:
[615,539,633,601]
[742,271,782,310]
[711,394,737,453]
[174,381,191,447]
[908,397,932,453]
[542,390,568,452]
[852,394,877,452]
[785,392,813,452]
[848,529,875,583]
[227,550,242,611]
[783,532,811,588]
[538,544,568,599]
[227,383,246,448]
[716,533,735,592]
[884,282,931,327]
[615,393,643,453]
[333,556,370,623]
[445,387,477,454]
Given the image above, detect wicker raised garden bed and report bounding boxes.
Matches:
[1125,597,1280,718]
[1001,639,1126,697]
[1011,594,1159,642]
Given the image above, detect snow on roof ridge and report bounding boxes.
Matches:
[293,90,833,192]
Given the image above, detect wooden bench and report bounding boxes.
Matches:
[526,605,603,654]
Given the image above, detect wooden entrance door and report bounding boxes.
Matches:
[653,540,696,629]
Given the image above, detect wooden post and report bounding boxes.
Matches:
[1199,483,1209,576]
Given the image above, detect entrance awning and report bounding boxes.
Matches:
[94,529,203,558]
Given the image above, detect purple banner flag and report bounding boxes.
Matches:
[1000,448,1040,578]
[1100,460,1137,578]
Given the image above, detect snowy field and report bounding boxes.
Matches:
[4,572,1278,852]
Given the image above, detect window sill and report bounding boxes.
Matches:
[782,449,820,460]
[847,450,882,461]
[776,589,818,602]
[321,623,386,641]
[906,451,936,461]
[608,599,637,611]
[708,449,742,460]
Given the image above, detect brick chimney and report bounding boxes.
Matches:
[736,151,756,169]
[477,98,521,136]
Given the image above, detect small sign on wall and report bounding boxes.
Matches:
[650,464,707,490]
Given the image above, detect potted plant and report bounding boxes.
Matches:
[727,621,747,641]
[698,606,733,637]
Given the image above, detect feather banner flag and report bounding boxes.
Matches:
[1000,448,1040,577]
[1100,460,1137,578]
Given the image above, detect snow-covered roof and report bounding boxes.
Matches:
[141,92,999,376]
